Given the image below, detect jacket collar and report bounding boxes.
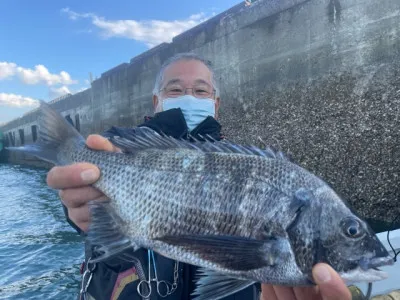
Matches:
[140,108,223,141]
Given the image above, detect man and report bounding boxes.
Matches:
[47,53,351,300]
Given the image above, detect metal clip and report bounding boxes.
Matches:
[79,258,96,300]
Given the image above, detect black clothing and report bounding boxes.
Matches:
[103,108,224,142]
[64,108,260,300]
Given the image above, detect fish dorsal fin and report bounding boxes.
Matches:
[108,127,287,159]
[192,268,255,300]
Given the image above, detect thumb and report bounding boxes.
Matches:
[313,263,351,300]
[86,134,121,152]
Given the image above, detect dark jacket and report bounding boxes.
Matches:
[65,108,260,300]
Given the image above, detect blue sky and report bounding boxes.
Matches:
[0,0,241,124]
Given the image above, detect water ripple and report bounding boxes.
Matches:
[0,164,84,300]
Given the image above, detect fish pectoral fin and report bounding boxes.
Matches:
[156,234,279,271]
[285,187,313,230]
[192,268,255,300]
[87,201,137,263]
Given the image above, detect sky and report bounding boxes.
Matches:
[0,0,241,125]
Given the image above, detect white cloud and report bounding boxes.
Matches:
[0,61,77,86]
[17,65,77,86]
[0,62,17,80]
[76,86,89,93]
[49,85,89,99]
[0,85,88,111]
[49,86,72,99]
[61,8,94,20]
[61,7,211,47]
[0,93,39,108]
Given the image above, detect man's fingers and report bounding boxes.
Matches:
[66,196,109,232]
[260,284,278,300]
[46,135,119,190]
[59,186,104,208]
[261,265,351,300]
[293,286,320,300]
[47,163,100,189]
[86,134,121,152]
[272,286,296,300]
[77,222,90,233]
[313,264,351,300]
[68,204,90,225]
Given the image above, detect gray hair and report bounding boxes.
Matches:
[152,52,220,97]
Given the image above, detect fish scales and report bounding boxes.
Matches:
[71,147,309,240]
[7,101,394,300]
[71,145,328,284]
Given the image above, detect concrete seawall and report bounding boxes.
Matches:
[1,0,399,231]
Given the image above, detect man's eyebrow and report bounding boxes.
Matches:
[164,79,182,87]
[194,79,212,86]
[163,78,212,87]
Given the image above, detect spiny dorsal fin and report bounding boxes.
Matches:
[108,127,287,160]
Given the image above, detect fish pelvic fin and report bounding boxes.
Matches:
[6,100,85,165]
[87,200,135,263]
[192,268,255,300]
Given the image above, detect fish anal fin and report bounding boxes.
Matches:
[192,268,255,300]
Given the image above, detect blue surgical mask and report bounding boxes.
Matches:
[159,95,216,131]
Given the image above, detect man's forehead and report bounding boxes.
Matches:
[161,60,212,86]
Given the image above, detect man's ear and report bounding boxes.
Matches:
[214,96,221,119]
[153,95,159,112]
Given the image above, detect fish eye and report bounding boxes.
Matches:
[348,226,358,236]
[341,218,364,238]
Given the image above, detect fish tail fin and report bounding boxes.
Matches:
[6,100,85,165]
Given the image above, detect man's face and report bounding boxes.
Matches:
[153,59,221,119]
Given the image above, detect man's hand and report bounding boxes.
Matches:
[46,134,120,232]
[261,263,351,300]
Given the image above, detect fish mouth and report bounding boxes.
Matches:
[340,256,394,284]
[362,256,394,271]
